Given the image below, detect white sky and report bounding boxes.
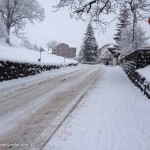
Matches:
[24,0,150,54]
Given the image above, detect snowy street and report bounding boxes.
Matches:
[0,65,150,150]
[44,66,150,150]
[0,0,150,149]
[0,65,104,150]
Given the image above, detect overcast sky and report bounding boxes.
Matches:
[24,0,150,54]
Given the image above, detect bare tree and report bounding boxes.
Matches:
[47,40,59,50]
[122,0,150,41]
[55,0,150,31]
[120,24,149,55]
[0,0,45,44]
[55,0,117,29]
[21,39,34,50]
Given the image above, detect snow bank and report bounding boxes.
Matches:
[0,40,77,66]
[136,65,150,82]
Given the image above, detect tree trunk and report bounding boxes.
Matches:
[6,25,10,44]
[132,19,135,42]
[132,12,137,42]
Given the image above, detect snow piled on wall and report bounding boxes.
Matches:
[136,65,150,82]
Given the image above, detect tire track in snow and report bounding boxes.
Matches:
[40,69,105,150]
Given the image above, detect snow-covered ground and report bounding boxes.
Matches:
[136,65,150,82]
[0,65,102,150]
[44,66,150,150]
[0,39,77,65]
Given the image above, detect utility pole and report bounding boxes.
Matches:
[38,47,43,62]
[64,52,66,64]
[40,48,42,60]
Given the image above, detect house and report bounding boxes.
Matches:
[53,43,76,58]
[107,44,120,65]
[98,44,114,65]
[98,44,120,65]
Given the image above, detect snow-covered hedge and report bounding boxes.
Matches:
[0,60,77,82]
[121,61,150,99]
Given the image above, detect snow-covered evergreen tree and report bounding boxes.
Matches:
[78,42,84,63]
[47,41,59,51]
[120,25,149,56]
[79,23,98,63]
[114,4,131,50]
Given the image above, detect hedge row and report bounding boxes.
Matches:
[0,60,77,82]
[121,61,150,99]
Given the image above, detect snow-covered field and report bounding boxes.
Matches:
[0,39,77,66]
[137,65,150,82]
[44,66,150,150]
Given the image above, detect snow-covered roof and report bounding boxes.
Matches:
[123,48,150,57]
[99,44,110,51]
[99,43,115,56]
[107,43,115,49]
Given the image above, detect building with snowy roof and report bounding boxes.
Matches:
[98,43,120,65]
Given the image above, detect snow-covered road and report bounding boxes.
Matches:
[44,66,150,150]
[0,65,104,150]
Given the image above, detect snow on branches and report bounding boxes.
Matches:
[56,0,150,28]
[120,25,149,55]
[0,0,45,44]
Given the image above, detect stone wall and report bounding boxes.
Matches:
[121,61,150,99]
[0,60,77,82]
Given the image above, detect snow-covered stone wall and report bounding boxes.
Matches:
[0,60,77,82]
[121,61,150,99]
